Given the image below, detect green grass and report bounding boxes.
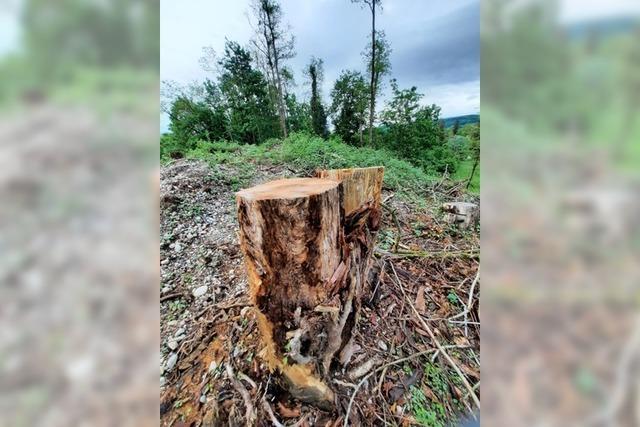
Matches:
[165,133,445,201]
[452,159,479,195]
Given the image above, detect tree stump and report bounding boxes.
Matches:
[442,201,479,229]
[236,168,383,409]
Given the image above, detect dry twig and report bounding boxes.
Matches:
[343,348,440,427]
[464,269,480,337]
[389,262,481,410]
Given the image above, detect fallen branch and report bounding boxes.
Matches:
[375,248,479,259]
[448,269,480,328]
[160,291,186,303]
[389,262,481,410]
[464,269,480,337]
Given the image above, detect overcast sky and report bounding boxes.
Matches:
[161,0,481,127]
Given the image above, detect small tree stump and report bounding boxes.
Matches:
[236,168,383,409]
[442,201,479,229]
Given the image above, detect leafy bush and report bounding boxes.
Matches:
[379,80,458,175]
[276,133,436,195]
[166,132,436,199]
[161,133,187,161]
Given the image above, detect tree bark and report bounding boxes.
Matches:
[236,168,383,409]
[466,157,479,189]
[368,2,376,146]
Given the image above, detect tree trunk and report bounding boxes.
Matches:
[368,3,376,146]
[236,168,383,409]
[265,10,288,139]
[466,157,479,189]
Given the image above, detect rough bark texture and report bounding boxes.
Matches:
[236,168,384,409]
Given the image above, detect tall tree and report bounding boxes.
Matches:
[306,57,328,137]
[381,79,452,173]
[352,0,382,145]
[362,30,391,142]
[285,93,312,134]
[330,70,368,146]
[218,41,278,144]
[464,123,480,188]
[452,119,460,135]
[251,0,296,139]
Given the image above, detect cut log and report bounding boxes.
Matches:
[442,201,479,229]
[236,168,383,409]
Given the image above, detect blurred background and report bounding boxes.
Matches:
[0,0,159,426]
[2,0,639,425]
[482,0,640,425]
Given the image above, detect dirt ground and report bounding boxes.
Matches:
[160,159,480,426]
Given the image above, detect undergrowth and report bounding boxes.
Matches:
[410,362,460,426]
[162,132,445,201]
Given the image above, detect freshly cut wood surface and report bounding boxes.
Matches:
[236,177,339,201]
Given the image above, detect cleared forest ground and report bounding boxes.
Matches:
[160,153,479,426]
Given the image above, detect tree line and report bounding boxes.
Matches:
[162,0,478,176]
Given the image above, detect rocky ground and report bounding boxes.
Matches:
[160,159,480,426]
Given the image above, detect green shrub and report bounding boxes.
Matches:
[161,132,441,200]
[275,133,436,195]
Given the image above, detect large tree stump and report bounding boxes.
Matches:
[236,168,383,409]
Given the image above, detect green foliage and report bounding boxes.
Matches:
[276,133,435,196]
[447,135,470,160]
[169,96,227,146]
[306,57,328,137]
[447,291,459,305]
[285,93,312,134]
[161,133,185,161]
[453,160,480,194]
[250,0,296,137]
[168,133,436,200]
[380,79,455,174]
[442,114,479,128]
[218,41,280,144]
[410,386,446,427]
[362,30,392,99]
[330,70,369,146]
[452,120,460,135]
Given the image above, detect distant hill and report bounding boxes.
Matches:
[442,114,479,128]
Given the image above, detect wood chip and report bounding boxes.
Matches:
[415,286,427,313]
[349,357,381,380]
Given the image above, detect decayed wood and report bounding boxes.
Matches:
[236,168,383,409]
[317,167,383,378]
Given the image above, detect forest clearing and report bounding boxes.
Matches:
[159,139,480,426]
[159,0,479,425]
